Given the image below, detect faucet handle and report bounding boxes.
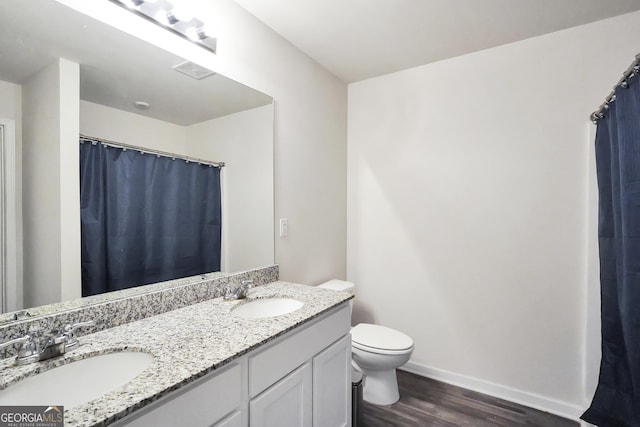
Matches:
[0,335,32,352]
[64,320,95,350]
[0,335,38,363]
[224,285,236,300]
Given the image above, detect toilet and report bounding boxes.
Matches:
[318,280,414,406]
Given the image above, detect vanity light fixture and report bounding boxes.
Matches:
[109,0,216,53]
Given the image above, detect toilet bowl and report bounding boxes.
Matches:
[351,323,414,405]
[318,280,414,406]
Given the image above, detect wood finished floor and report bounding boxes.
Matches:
[361,371,579,427]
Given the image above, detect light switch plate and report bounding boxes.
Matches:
[279,218,288,237]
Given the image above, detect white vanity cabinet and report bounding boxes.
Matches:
[250,362,313,427]
[249,335,351,427]
[114,303,351,427]
[248,303,351,427]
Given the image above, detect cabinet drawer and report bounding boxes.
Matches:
[118,362,243,427]
[249,304,350,397]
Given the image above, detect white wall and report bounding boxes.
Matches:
[187,105,274,272]
[22,58,81,307]
[187,0,347,283]
[0,80,23,311]
[0,81,21,119]
[59,59,81,303]
[348,11,640,418]
[80,101,188,154]
[22,60,61,307]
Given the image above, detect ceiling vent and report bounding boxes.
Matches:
[173,61,216,80]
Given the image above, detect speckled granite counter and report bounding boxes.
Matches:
[0,281,352,426]
[0,266,279,356]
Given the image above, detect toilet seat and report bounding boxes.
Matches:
[351,323,413,354]
[352,341,413,356]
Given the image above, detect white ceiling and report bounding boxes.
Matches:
[0,0,272,126]
[234,0,640,82]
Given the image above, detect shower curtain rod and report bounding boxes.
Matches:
[79,134,225,168]
[590,53,640,124]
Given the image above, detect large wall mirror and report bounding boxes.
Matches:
[0,0,274,316]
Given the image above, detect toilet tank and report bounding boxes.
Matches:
[318,279,355,294]
[318,280,355,320]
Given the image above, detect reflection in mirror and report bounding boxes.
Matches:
[0,0,274,315]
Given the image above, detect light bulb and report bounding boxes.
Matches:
[185,25,204,41]
[198,24,213,39]
[171,5,193,22]
[185,26,198,41]
[154,10,171,25]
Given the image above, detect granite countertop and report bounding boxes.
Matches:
[0,281,352,426]
[0,271,231,326]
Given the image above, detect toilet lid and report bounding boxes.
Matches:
[351,323,413,351]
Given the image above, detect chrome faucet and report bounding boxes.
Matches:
[224,280,254,300]
[0,320,95,365]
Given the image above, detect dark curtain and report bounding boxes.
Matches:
[582,73,640,426]
[79,140,221,297]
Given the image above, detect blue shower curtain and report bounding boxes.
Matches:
[582,72,640,426]
[79,140,222,297]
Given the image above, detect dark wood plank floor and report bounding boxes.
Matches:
[361,370,579,427]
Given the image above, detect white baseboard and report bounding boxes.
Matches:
[400,361,584,422]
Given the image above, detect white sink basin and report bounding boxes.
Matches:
[0,352,154,409]
[232,298,304,319]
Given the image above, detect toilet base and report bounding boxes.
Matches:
[362,369,400,406]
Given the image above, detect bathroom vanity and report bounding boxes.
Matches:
[0,277,353,427]
[117,302,351,427]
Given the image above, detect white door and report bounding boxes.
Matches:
[250,363,312,427]
[313,334,352,427]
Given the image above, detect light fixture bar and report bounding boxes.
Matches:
[108,0,216,54]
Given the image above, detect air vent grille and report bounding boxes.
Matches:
[173,61,216,80]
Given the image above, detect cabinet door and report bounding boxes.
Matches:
[313,334,351,427]
[214,411,242,427]
[250,362,312,427]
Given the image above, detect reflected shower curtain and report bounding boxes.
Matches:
[582,72,640,426]
[79,140,222,296]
